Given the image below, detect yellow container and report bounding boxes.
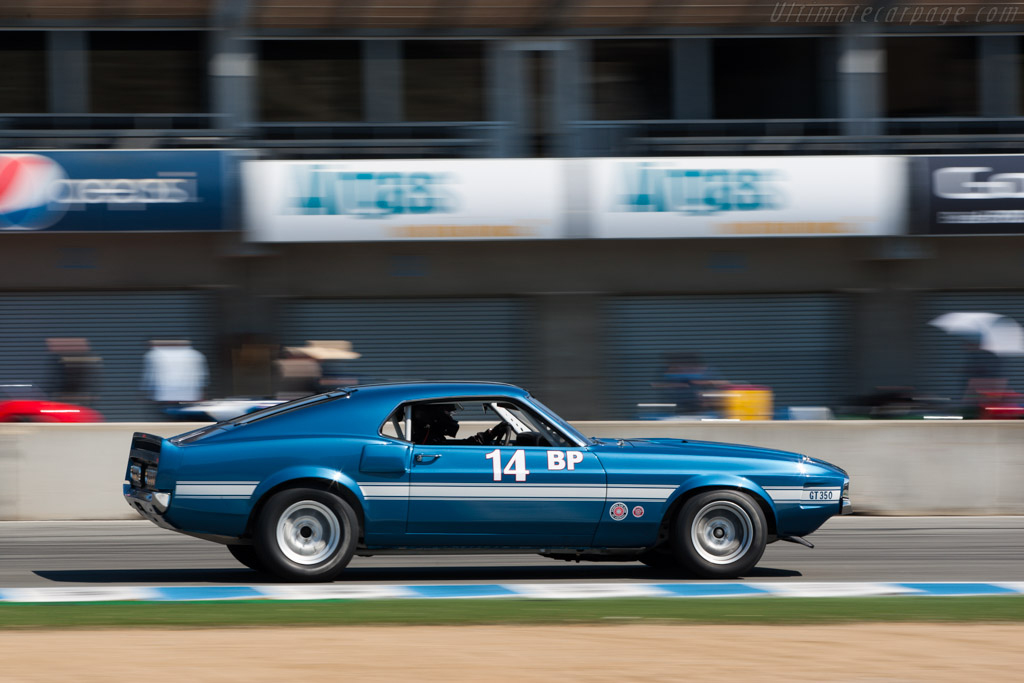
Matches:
[721,385,773,421]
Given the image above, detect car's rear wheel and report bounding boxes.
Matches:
[254,488,358,582]
[672,490,767,579]
[227,544,265,573]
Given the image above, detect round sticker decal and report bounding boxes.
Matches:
[632,505,645,519]
[609,502,628,521]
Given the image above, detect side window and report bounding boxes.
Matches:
[410,400,481,445]
[404,398,575,447]
[380,405,408,441]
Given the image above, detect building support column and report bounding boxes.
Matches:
[47,31,89,113]
[552,40,589,156]
[487,41,527,157]
[818,38,839,118]
[210,0,255,128]
[979,35,1020,117]
[838,27,886,137]
[362,40,403,123]
[671,38,712,119]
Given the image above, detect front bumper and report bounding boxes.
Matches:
[124,485,176,530]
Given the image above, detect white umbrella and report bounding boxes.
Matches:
[929,312,1024,356]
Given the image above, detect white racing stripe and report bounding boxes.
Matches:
[607,487,675,500]
[175,482,259,497]
[764,487,842,504]
[171,480,836,506]
[362,482,675,503]
[360,484,412,498]
[410,485,606,499]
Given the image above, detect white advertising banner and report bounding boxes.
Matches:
[245,159,566,242]
[590,156,907,238]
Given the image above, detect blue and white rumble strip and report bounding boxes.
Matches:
[0,582,1021,603]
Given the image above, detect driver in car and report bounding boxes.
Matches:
[411,403,510,446]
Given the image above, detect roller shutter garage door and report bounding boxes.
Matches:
[604,294,852,419]
[0,291,216,421]
[917,292,1024,400]
[281,298,536,387]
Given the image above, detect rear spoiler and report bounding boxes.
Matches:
[130,432,162,465]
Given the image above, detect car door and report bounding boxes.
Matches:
[406,399,606,547]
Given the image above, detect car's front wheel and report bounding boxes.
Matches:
[254,488,358,582]
[672,490,767,579]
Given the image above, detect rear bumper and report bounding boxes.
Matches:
[123,484,176,530]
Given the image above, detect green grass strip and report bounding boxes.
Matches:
[0,596,1022,629]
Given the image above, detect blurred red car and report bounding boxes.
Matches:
[0,384,102,423]
[978,391,1024,420]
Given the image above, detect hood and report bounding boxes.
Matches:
[591,436,807,464]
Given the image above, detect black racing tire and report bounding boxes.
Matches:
[227,544,265,573]
[253,487,359,582]
[672,490,767,579]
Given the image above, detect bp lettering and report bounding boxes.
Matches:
[547,450,584,471]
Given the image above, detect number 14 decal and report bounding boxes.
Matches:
[485,449,530,482]
[484,449,585,482]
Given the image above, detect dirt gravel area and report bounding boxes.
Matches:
[1,623,1022,681]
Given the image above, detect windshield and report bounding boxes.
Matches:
[526,396,591,446]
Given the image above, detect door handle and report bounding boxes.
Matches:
[415,453,443,463]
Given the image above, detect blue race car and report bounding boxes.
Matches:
[124,382,850,581]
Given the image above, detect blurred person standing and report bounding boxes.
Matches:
[46,337,101,405]
[273,347,323,400]
[141,340,209,413]
[274,341,361,399]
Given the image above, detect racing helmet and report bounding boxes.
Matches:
[412,403,460,443]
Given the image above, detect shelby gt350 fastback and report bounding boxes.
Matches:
[124,382,850,581]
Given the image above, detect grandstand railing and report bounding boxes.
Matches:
[4,114,1024,156]
[248,121,510,158]
[0,114,233,149]
[572,118,1024,156]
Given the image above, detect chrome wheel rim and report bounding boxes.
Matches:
[276,500,341,566]
[691,501,752,565]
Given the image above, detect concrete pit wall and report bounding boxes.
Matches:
[578,421,1024,516]
[1,421,1022,520]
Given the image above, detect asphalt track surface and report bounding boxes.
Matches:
[1,516,1023,588]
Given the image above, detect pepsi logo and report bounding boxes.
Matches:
[0,154,68,230]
